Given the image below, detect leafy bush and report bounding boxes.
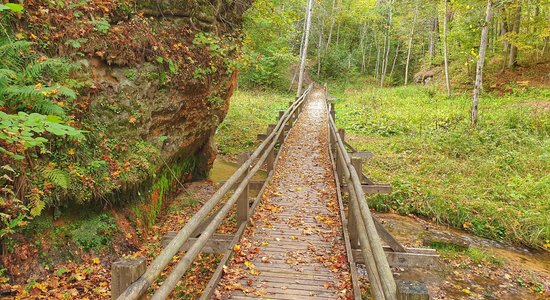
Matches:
[0,5,84,237]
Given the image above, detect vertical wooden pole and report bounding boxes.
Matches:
[338,128,345,144]
[237,167,249,225]
[351,157,363,183]
[277,110,285,121]
[330,103,336,121]
[347,185,360,249]
[266,149,275,172]
[111,258,146,300]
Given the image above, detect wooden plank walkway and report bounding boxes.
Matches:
[215,89,352,299]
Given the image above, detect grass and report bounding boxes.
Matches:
[216,89,295,156]
[330,80,549,249]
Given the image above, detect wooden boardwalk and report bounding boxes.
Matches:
[215,90,352,299]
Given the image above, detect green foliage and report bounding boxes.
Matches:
[70,214,116,251]
[239,0,302,90]
[89,18,110,34]
[333,82,549,249]
[216,89,294,155]
[0,7,84,237]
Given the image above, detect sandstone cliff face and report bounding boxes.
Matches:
[19,0,252,204]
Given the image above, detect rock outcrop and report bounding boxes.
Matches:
[19,0,252,204]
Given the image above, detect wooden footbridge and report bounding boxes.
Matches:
[111,84,438,300]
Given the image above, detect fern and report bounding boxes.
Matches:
[42,168,69,189]
[21,59,76,82]
[33,99,65,116]
[0,68,15,89]
[26,192,45,217]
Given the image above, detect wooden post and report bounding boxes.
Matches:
[338,128,345,144]
[349,157,365,250]
[396,281,430,300]
[351,157,363,179]
[330,103,336,121]
[335,147,344,183]
[277,110,285,121]
[111,258,146,300]
[237,167,249,225]
[267,124,276,137]
[266,148,275,172]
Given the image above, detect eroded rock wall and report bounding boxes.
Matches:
[19,0,252,203]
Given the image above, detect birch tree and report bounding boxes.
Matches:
[405,0,419,85]
[443,0,452,97]
[472,0,494,126]
[297,0,313,97]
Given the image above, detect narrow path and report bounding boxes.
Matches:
[215,88,352,299]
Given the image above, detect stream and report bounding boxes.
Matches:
[208,158,549,299]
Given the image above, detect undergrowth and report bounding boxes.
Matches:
[331,81,549,249]
[216,89,294,156]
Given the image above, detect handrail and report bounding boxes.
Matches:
[116,84,313,300]
[326,89,397,300]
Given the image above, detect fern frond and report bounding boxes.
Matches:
[21,59,75,82]
[0,68,15,89]
[26,192,46,217]
[33,99,65,116]
[3,84,44,104]
[42,168,69,189]
[0,41,32,70]
[55,86,77,100]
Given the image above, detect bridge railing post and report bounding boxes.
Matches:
[111,257,146,300]
[237,154,251,225]
[348,157,364,249]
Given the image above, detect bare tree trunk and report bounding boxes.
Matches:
[428,15,439,65]
[367,42,373,72]
[375,44,381,79]
[290,19,308,92]
[297,0,314,97]
[360,23,368,73]
[443,0,452,97]
[317,8,324,77]
[507,0,521,68]
[389,42,401,82]
[472,0,494,127]
[326,0,337,50]
[336,23,341,47]
[405,0,419,85]
[380,0,394,87]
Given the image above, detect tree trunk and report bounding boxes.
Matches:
[507,0,521,68]
[375,44,381,79]
[389,42,401,82]
[336,23,341,47]
[472,0,494,126]
[405,0,419,85]
[443,0,452,97]
[326,0,337,50]
[297,0,314,97]
[429,15,439,64]
[380,0,394,87]
[317,9,324,77]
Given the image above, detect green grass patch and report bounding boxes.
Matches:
[331,81,549,249]
[216,89,294,156]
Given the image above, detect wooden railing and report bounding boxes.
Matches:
[111,84,313,300]
[325,84,437,300]
[326,91,397,300]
